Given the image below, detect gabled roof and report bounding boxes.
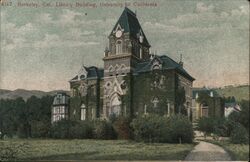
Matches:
[70,66,104,82]
[134,55,195,81]
[111,7,150,47]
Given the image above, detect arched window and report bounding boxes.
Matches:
[110,94,121,116]
[116,40,122,54]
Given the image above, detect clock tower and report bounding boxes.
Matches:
[102,7,151,118]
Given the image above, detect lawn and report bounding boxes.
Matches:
[203,139,249,161]
[0,139,195,161]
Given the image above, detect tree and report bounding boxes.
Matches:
[238,100,249,131]
[0,98,26,138]
[175,87,186,115]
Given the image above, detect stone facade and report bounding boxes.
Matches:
[52,7,195,122]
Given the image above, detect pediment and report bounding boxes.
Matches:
[78,65,88,80]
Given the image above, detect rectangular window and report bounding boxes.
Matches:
[140,48,143,59]
[116,41,122,54]
[167,103,170,116]
[61,107,65,113]
[81,108,86,120]
[92,108,95,119]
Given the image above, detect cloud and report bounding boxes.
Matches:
[38,13,53,24]
[143,21,224,35]
[57,9,85,26]
[82,30,95,36]
[231,5,249,16]
[2,22,38,51]
[33,33,100,48]
[196,2,214,13]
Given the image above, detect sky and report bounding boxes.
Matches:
[0,0,249,91]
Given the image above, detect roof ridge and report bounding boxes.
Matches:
[159,55,180,66]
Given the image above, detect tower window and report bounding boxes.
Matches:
[140,48,143,59]
[116,40,122,54]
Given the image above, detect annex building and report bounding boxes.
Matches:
[51,7,195,123]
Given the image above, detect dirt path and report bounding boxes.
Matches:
[185,141,231,161]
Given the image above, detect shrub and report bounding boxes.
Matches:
[31,121,51,138]
[113,116,132,139]
[50,120,75,139]
[130,114,193,143]
[196,117,215,138]
[167,115,194,143]
[93,120,117,140]
[51,120,93,139]
[230,123,249,144]
[131,114,166,143]
[69,121,93,139]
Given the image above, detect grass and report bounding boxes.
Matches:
[0,139,195,160]
[203,139,249,161]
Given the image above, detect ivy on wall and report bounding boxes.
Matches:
[69,79,101,120]
[197,92,224,117]
[131,70,182,116]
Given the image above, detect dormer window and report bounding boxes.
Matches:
[151,59,162,70]
[116,40,122,54]
[138,29,144,43]
[139,35,144,43]
[153,65,160,70]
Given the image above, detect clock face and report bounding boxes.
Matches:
[115,30,122,38]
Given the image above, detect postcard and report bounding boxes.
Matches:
[0,0,249,161]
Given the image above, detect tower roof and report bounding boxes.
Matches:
[111,7,150,47]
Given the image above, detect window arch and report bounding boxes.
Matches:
[108,65,114,72]
[116,40,122,54]
[120,64,126,71]
[114,64,120,72]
